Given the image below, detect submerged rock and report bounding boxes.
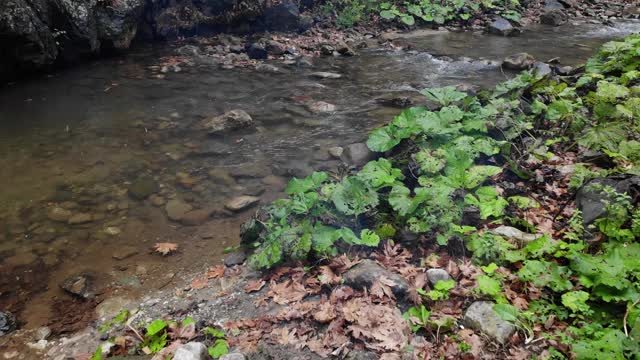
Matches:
[47,207,72,222]
[61,273,95,299]
[463,301,516,344]
[68,213,93,225]
[343,259,409,298]
[181,208,215,226]
[165,199,194,222]
[306,101,337,113]
[0,311,16,336]
[203,110,254,135]
[225,196,260,212]
[310,72,342,79]
[128,176,159,200]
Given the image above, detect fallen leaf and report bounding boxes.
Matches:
[191,277,208,290]
[244,279,266,293]
[318,266,341,286]
[206,265,225,279]
[154,242,178,256]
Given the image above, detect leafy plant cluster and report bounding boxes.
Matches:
[248,85,510,269]
[380,0,521,26]
[91,316,230,359]
[320,0,521,27]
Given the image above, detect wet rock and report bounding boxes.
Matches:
[296,57,314,68]
[166,200,194,222]
[576,175,640,225]
[502,53,535,70]
[310,72,342,79]
[343,259,409,298]
[177,172,199,189]
[578,149,613,168]
[27,340,48,351]
[103,226,122,236]
[343,143,376,166]
[426,269,452,286]
[225,196,260,212]
[34,326,51,341]
[230,165,272,179]
[532,62,553,77]
[68,213,93,225]
[181,208,215,226]
[0,0,143,81]
[490,226,542,245]
[541,9,568,26]
[264,1,302,32]
[256,63,281,73]
[266,41,286,55]
[0,311,16,336]
[149,194,166,207]
[337,43,357,56]
[220,354,246,360]
[47,207,72,222]
[246,43,268,59]
[262,175,288,190]
[174,342,208,360]
[112,246,138,260]
[320,44,335,56]
[488,17,516,36]
[203,110,254,135]
[306,101,337,113]
[328,146,344,159]
[224,251,247,267]
[240,217,264,245]
[461,206,481,226]
[128,176,158,200]
[177,45,200,57]
[61,273,95,299]
[463,301,516,344]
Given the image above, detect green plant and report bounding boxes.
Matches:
[142,319,169,353]
[403,305,432,332]
[427,279,456,300]
[204,327,229,358]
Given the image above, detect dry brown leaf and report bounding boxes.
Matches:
[268,280,307,304]
[371,276,395,301]
[318,266,341,286]
[190,277,208,289]
[206,265,225,279]
[314,301,337,324]
[154,242,178,255]
[458,329,484,358]
[244,279,266,293]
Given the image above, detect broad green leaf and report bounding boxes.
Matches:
[420,86,467,106]
[208,339,229,358]
[493,303,519,323]
[146,319,168,337]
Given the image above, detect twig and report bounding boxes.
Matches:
[623,299,640,337]
[127,324,145,342]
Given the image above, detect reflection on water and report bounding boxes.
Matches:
[0,19,638,329]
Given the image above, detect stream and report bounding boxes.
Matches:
[0,19,638,333]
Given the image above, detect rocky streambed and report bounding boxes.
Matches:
[0,19,640,359]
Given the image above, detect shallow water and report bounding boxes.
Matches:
[0,20,638,331]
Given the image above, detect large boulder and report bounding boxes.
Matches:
[263,1,302,32]
[0,0,143,80]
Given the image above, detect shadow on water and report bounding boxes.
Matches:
[0,19,638,331]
